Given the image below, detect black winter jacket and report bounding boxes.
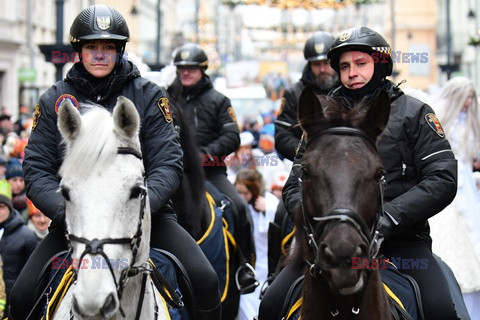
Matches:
[275,64,338,161]
[283,80,457,243]
[0,210,39,298]
[168,75,240,176]
[23,60,183,220]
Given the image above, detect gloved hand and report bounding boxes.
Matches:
[376,211,398,241]
[50,203,67,231]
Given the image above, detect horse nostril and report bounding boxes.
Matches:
[101,293,117,318]
[358,244,368,256]
[322,244,335,263]
[354,245,363,256]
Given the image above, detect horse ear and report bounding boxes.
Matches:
[113,96,140,139]
[298,86,324,132]
[361,89,391,139]
[58,98,82,141]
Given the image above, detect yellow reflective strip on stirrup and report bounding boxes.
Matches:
[281,226,296,256]
[286,297,303,320]
[383,282,406,311]
[46,265,75,319]
[196,192,217,245]
[220,219,231,303]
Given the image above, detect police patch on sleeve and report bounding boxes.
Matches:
[227,106,237,123]
[31,104,41,131]
[425,113,445,138]
[55,94,78,113]
[158,98,172,123]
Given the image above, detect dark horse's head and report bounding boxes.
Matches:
[294,86,390,297]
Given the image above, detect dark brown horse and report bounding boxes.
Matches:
[290,87,393,320]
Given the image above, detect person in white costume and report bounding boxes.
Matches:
[234,169,279,320]
[429,76,480,319]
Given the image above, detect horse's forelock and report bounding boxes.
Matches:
[60,107,119,178]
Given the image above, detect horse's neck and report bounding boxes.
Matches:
[173,179,211,241]
[172,114,212,241]
[302,270,393,320]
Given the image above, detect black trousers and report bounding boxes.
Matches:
[381,239,458,320]
[9,211,220,320]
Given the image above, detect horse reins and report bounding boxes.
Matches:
[299,127,386,317]
[66,146,156,319]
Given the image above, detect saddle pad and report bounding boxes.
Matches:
[42,249,187,320]
[281,262,419,320]
[197,192,230,302]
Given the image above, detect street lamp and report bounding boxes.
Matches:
[38,0,74,82]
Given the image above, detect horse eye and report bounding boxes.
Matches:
[129,186,144,199]
[61,186,70,201]
[301,165,311,179]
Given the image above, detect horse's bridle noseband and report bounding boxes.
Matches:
[300,127,385,277]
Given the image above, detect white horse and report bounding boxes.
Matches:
[53,97,170,320]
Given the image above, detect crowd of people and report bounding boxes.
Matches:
[0,4,478,320]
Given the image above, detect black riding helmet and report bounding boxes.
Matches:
[304,31,335,62]
[173,43,208,71]
[69,5,130,56]
[327,27,392,77]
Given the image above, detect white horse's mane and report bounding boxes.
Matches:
[59,105,120,179]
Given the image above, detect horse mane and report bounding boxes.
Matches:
[59,105,120,179]
[299,95,370,134]
[169,101,207,209]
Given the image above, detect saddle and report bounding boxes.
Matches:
[278,261,424,320]
[28,249,193,320]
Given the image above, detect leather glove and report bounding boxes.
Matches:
[376,211,398,241]
[50,203,67,231]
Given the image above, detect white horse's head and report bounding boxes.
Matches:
[58,96,150,318]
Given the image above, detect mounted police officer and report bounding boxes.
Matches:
[10,5,220,320]
[260,26,459,320]
[167,43,257,290]
[274,31,339,161]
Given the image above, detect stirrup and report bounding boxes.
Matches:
[235,263,259,294]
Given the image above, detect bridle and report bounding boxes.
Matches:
[299,126,386,318]
[300,127,385,277]
[66,146,156,318]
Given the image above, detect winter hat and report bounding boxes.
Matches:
[0,179,13,211]
[271,171,288,191]
[5,157,23,180]
[27,198,40,218]
[240,131,255,147]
